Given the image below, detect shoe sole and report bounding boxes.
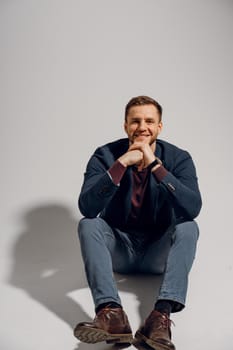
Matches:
[74,325,133,344]
[135,330,175,350]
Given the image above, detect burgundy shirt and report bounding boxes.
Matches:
[108,160,168,229]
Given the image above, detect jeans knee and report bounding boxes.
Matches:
[174,221,199,244]
[78,217,110,243]
[78,217,99,239]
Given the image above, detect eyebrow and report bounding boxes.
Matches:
[130,117,156,121]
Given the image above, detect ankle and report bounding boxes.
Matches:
[95,302,122,314]
[154,300,173,316]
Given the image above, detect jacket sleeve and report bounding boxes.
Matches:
[78,154,119,218]
[153,151,202,220]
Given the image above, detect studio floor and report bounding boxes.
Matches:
[1,205,232,350]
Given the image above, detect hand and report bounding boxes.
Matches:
[129,141,156,168]
[118,149,144,167]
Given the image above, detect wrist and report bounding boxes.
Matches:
[148,157,162,171]
[118,155,128,168]
[151,163,161,172]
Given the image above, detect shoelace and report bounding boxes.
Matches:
[159,314,175,330]
[95,306,119,321]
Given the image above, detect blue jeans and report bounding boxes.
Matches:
[78,217,199,313]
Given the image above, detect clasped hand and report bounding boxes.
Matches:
[118,141,156,170]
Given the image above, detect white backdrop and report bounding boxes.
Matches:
[1,1,233,349]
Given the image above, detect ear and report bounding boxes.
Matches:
[158,121,163,135]
[124,121,128,134]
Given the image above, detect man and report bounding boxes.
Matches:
[74,96,202,350]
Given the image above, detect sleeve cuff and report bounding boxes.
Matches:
[152,165,168,182]
[108,160,127,185]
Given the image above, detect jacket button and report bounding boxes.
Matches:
[167,183,176,192]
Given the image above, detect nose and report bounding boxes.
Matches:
[138,120,146,130]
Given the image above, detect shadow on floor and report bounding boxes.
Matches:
[8,203,163,350]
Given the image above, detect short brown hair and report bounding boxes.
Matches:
[125,95,163,121]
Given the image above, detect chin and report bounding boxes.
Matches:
[134,136,150,142]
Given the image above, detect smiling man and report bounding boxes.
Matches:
[74,96,202,350]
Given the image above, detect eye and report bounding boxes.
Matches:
[131,119,140,124]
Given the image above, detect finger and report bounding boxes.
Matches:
[129,142,144,151]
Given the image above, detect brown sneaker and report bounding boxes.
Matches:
[135,310,175,350]
[74,306,133,344]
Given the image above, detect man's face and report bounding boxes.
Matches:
[124,104,163,145]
